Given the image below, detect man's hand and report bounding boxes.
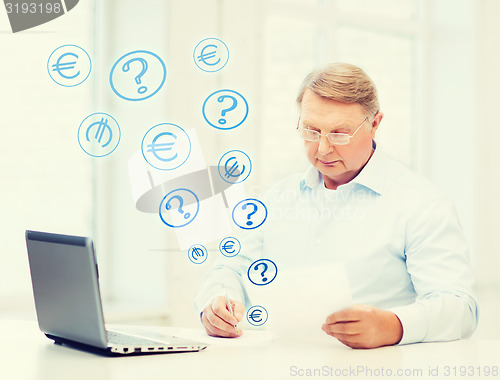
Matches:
[322,304,403,349]
[201,296,245,338]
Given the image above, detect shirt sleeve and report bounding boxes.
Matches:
[389,197,478,345]
[193,227,264,315]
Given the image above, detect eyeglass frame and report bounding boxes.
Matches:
[296,116,370,145]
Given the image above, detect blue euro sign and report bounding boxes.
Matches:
[222,240,235,254]
[52,52,80,79]
[191,247,204,258]
[249,309,263,323]
[224,156,245,179]
[197,44,220,66]
[86,117,113,147]
[147,132,178,162]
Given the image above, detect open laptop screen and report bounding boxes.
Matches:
[25,230,108,348]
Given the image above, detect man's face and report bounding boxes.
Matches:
[300,89,382,189]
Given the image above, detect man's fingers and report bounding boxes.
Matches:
[211,297,238,325]
[206,306,237,333]
[326,305,365,324]
[322,321,361,336]
[233,301,245,322]
[202,313,240,338]
[321,326,364,349]
[200,296,246,338]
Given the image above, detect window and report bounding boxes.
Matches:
[0,2,93,314]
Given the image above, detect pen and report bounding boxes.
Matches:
[222,284,238,333]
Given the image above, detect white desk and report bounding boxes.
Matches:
[1,320,499,380]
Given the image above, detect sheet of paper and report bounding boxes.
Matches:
[172,328,273,347]
[249,262,352,342]
[110,262,351,346]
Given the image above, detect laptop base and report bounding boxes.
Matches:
[46,334,205,357]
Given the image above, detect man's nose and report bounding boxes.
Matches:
[318,135,333,155]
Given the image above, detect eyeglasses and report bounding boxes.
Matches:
[297,116,369,145]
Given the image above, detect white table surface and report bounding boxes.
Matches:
[1,320,499,380]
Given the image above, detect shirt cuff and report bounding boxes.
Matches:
[389,302,429,345]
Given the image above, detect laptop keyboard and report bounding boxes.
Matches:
[107,330,168,346]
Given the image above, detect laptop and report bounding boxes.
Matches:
[25,230,207,356]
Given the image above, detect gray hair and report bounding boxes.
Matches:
[296,62,380,116]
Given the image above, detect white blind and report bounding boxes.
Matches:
[0,3,93,301]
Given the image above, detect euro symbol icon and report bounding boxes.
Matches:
[221,240,235,254]
[86,117,113,147]
[188,244,208,264]
[197,44,220,66]
[51,52,80,79]
[224,156,245,179]
[147,132,178,162]
[191,247,204,258]
[249,309,263,323]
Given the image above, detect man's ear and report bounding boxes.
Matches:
[370,112,384,138]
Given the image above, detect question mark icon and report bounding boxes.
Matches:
[232,198,267,230]
[217,95,237,125]
[110,50,166,102]
[165,195,191,219]
[242,202,258,226]
[159,188,199,228]
[122,57,148,94]
[202,90,248,130]
[254,262,268,282]
[247,259,277,286]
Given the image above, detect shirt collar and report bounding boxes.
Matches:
[350,147,386,195]
[299,141,386,195]
[300,165,322,191]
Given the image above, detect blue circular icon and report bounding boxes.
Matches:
[246,305,268,326]
[47,44,92,87]
[109,50,167,101]
[232,198,267,230]
[159,188,199,228]
[188,244,208,264]
[247,259,277,286]
[193,38,229,72]
[202,89,249,130]
[218,150,252,184]
[141,123,191,171]
[77,112,120,157]
[219,237,241,257]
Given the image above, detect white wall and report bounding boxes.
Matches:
[425,0,478,266]
[475,0,500,288]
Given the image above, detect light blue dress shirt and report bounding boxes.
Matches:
[195,148,478,345]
